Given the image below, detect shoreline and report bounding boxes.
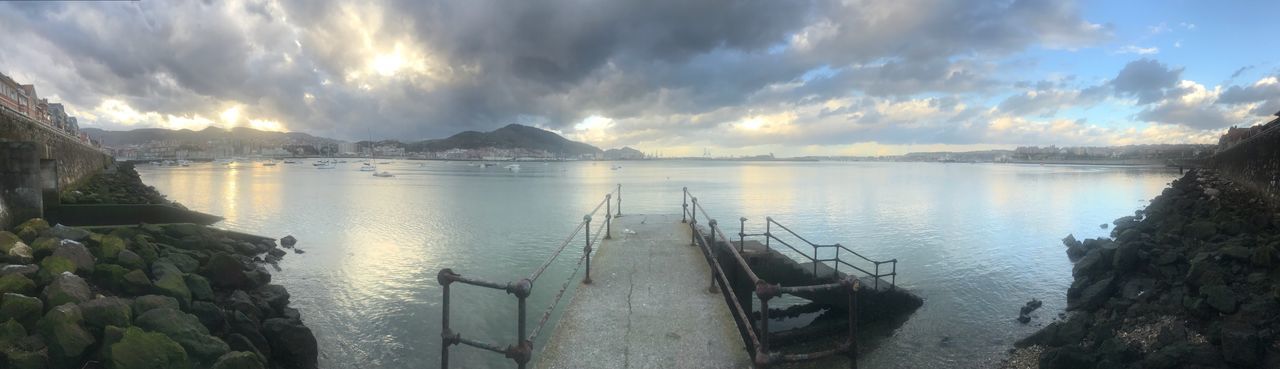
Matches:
[1,162,318,369]
[999,169,1280,368]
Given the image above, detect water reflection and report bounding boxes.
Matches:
[137,161,1177,369]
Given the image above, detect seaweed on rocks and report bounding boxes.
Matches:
[1000,169,1280,368]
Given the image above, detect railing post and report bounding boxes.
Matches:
[509,279,533,369]
[764,217,771,251]
[438,269,459,369]
[755,280,779,368]
[681,187,688,224]
[874,263,880,291]
[583,215,593,284]
[605,194,612,240]
[834,244,840,275]
[690,197,698,246]
[738,217,747,252]
[707,219,719,294]
[891,261,897,290]
[812,244,819,279]
[615,184,622,217]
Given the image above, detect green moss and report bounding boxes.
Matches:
[91,264,130,293]
[109,326,191,369]
[98,235,126,260]
[129,235,159,264]
[152,273,192,308]
[29,237,59,259]
[38,256,76,284]
[0,274,35,296]
[0,293,42,331]
[0,231,20,253]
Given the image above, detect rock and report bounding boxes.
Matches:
[1200,285,1236,313]
[29,237,58,259]
[132,295,180,315]
[1220,322,1260,366]
[1120,278,1155,301]
[1068,275,1114,311]
[203,253,248,288]
[1039,346,1096,369]
[1221,246,1251,260]
[190,301,226,332]
[1073,248,1109,277]
[152,272,193,308]
[90,263,129,292]
[6,241,32,264]
[1100,223,1108,229]
[244,266,271,288]
[0,263,37,277]
[160,253,200,273]
[225,333,264,359]
[42,272,92,308]
[135,307,229,362]
[152,260,184,280]
[109,326,192,369]
[79,296,132,331]
[262,318,318,369]
[0,231,21,253]
[0,318,24,346]
[251,284,291,315]
[47,224,90,242]
[1187,221,1217,240]
[1112,240,1141,271]
[116,249,145,270]
[211,351,265,369]
[185,274,214,301]
[96,234,125,260]
[266,248,286,258]
[1017,314,1031,324]
[122,269,153,295]
[38,303,95,367]
[1,293,43,330]
[1251,245,1275,267]
[5,348,47,369]
[128,235,159,263]
[280,235,296,248]
[165,224,205,239]
[0,273,35,296]
[228,311,271,358]
[36,255,75,284]
[226,290,262,319]
[16,219,50,242]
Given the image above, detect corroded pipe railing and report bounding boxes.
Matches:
[439,184,620,369]
[683,188,860,368]
[755,216,897,290]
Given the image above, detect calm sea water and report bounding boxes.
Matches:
[136,160,1177,369]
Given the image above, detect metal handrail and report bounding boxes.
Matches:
[682,188,859,368]
[761,217,897,290]
[439,184,623,369]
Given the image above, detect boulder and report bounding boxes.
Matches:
[0,231,21,252]
[132,295,180,315]
[159,253,200,273]
[0,264,38,277]
[0,318,24,347]
[5,348,47,369]
[79,297,132,331]
[116,249,145,270]
[135,307,229,362]
[212,351,266,369]
[1251,245,1275,268]
[185,274,214,301]
[226,290,262,319]
[1068,275,1114,311]
[6,241,32,264]
[42,272,92,308]
[203,253,248,288]
[1,293,43,330]
[38,303,95,367]
[151,260,183,280]
[224,333,264,359]
[1220,246,1251,260]
[122,269,153,295]
[1220,322,1260,366]
[128,235,159,263]
[165,224,205,239]
[15,219,50,242]
[1073,248,1110,277]
[262,318,319,369]
[1063,234,1087,259]
[1200,285,1236,314]
[279,235,297,248]
[190,301,226,332]
[46,224,90,242]
[1186,221,1217,240]
[244,266,271,289]
[109,326,192,369]
[0,273,35,296]
[251,284,291,315]
[29,237,58,259]
[37,256,76,284]
[1039,346,1096,369]
[228,311,270,358]
[90,263,129,292]
[1112,240,1142,271]
[153,272,192,308]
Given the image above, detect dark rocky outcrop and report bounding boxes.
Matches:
[1011,170,1280,368]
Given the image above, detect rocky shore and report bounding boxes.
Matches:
[0,163,316,369]
[59,163,172,206]
[1002,169,1279,368]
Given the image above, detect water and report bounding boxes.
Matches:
[136,160,1178,369]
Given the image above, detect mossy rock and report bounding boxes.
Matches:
[116,249,145,270]
[15,218,50,232]
[0,318,24,347]
[121,269,152,296]
[0,293,43,331]
[37,256,76,284]
[4,348,47,369]
[0,231,21,253]
[42,272,92,308]
[29,237,59,260]
[158,254,199,274]
[91,264,130,293]
[135,308,228,363]
[152,273,192,308]
[184,274,213,301]
[128,235,159,264]
[0,274,35,296]
[109,326,191,369]
[79,297,132,331]
[38,304,95,367]
[132,295,179,316]
[211,351,265,369]
[98,235,126,261]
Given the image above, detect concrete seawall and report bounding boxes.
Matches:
[0,108,112,228]
[1210,125,1280,203]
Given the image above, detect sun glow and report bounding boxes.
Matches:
[220,106,242,124]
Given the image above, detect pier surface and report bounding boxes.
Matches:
[535,214,750,369]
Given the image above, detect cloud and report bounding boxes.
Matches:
[1116,45,1159,55]
[1111,58,1184,104]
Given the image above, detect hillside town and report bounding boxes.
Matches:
[0,71,95,146]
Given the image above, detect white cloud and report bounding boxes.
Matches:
[1116,45,1159,55]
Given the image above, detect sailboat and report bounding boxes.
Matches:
[360,163,376,172]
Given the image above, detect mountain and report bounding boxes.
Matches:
[82,126,339,147]
[604,146,644,159]
[404,124,602,156]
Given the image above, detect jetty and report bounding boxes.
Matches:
[437,186,922,369]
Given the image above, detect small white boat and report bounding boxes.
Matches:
[373,171,394,177]
[283,160,298,164]
[611,165,622,170]
[263,160,277,166]
[150,161,162,166]
[317,164,336,169]
[378,161,391,165]
[360,164,376,172]
[177,160,191,167]
[505,164,520,172]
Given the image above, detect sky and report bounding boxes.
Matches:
[1,0,1278,156]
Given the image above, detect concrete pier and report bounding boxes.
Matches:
[536,214,750,369]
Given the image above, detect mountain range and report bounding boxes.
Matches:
[81,126,339,147]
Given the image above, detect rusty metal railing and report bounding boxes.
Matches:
[682,188,860,368]
[438,184,622,369]
[744,217,897,290]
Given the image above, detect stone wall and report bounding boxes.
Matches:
[0,108,112,228]
[1209,124,1280,204]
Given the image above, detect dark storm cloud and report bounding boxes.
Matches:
[1111,58,1183,105]
[0,0,1112,146]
